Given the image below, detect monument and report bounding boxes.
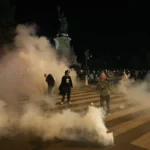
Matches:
[54,6,77,64]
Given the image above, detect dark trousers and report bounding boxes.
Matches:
[48,85,53,95]
[62,87,71,102]
[100,95,110,113]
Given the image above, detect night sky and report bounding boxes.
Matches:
[11,0,150,69]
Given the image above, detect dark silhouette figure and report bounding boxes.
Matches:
[44,74,55,95]
[60,70,73,104]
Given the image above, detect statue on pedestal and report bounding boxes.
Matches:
[54,6,78,66]
[57,6,68,35]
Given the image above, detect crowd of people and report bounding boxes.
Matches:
[44,69,150,115]
[77,69,150,84]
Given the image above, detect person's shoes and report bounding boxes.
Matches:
[60,102,64,105]
[107,113,111,115]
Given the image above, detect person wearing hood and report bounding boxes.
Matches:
[44,73,55,95]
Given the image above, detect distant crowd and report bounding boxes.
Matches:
[77,69,150,84]
[44,69,149,114]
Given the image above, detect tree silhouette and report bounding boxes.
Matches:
[0,0,16,46]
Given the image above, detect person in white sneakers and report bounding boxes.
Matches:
[60,70,73,105]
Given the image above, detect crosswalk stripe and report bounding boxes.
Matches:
[109,113,150,137]
[58,94,124,105]
[57,93,121,100]
[55,87,122,95]
[57,92,99,99]
[131,132,150,149]
[70,91,91,94]
[71,92,98,96]
[55,90,90,94]
[43,97,129,115]
[56,95,99,103]
[53,97,128,111]
[105,103,150,121]
[71,98,129,112]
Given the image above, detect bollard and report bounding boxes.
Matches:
[85,75,88,86]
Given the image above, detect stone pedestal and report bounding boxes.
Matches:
[54,35,72,61]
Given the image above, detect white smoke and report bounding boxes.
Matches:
[116,74,150,104]
[0,24,113,146]
[0,24,79,100]
[19,106,113,145]
[0,100,114,145]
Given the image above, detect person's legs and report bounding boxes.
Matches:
[61,95,65,102]
[48,86,52,95]
[61,88,66,104]
[67,88,71,103]
[100,96,105,109]
[105,95,110,113]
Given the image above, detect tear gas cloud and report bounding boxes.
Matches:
[0,24,78,100]
[0,24,113,146]
[0,99,114,145]
[117,74,150,105]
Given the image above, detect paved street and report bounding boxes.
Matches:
[0,86,150,150]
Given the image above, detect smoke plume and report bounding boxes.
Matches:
[0,24,113,146]
[0,24,79,99]
[117,74,150,105]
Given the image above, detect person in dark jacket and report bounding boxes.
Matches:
[60,70,73,104]
[44,74,55,95]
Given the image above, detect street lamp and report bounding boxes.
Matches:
[84,49,92,69]
[84,49,92,86]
